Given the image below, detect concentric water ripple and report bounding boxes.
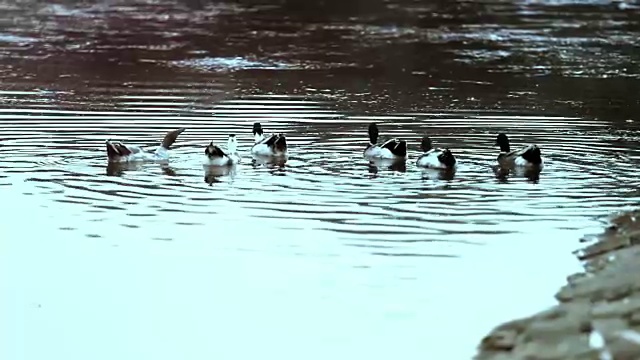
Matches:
[2,94,639,257]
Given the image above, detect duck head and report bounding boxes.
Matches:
[252,122,263,135]
[420,136,433,152]
[495,133,511,152]
[253,122,264,142]
[368,123,379,145]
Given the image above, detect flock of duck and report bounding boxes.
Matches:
[105,122,544,171]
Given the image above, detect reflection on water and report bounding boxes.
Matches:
[421,168,457,181]
[203,164,237,185]
[105,161,176,177]
[251,154,289,170]
[494,165,542,183]
[1,0,640,359]
[367,158,408,174]
[3,101,636,247]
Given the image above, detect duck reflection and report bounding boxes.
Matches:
[420,168,456,181]
[367,158,407,174]
[106,161,146,176]
[161,164,177,176]
[203,164,237,185]
[251,154,287,175]
[493,165,541,183]
[106,161,177,177]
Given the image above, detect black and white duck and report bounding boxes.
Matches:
[363,122,407,160]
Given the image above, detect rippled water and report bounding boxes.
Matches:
[2,1,640,359]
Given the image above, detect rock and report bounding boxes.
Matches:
[592,297,640,319]
[628,311,640,325]
[475,210,640,360]
[480,329,518,351]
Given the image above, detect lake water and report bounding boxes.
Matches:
[2,0,640,359]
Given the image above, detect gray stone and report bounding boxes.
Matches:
[475,210,640,360]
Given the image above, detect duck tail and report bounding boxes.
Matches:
[227,134,238,153]
[161,128,186,149]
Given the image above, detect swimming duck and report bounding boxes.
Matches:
[495,133,543,168]
[106,127,185,163]
[363,122,407,159]
[416,136,456,169]
[204,135,241,166]
[251,122,287,157]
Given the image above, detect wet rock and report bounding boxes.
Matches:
[592,297,640,319]
[480,329,517,351]
[605,332,640,360]
[475,209,640,360]
[628,311,640,325]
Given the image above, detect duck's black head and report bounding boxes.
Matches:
[495,133,511,152]
[420,136,433,152]
[368,123,379,145]
[253,122,263,136]
[439,148,457,168]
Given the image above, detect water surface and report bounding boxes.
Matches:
[2,0,640,359]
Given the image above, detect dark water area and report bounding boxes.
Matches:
[1,0,639,119]
[1,0,640,359]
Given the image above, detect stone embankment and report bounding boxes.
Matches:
[476,210,640,360]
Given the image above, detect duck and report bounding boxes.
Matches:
[204,134,241,166]
[416,136,456,169]
[363,122,407,159]
[106,127,185,163]
[495,133,543,168]
[251,122,287,157]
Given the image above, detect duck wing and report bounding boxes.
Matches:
[500,144,542,165]
[519,144,542,165]
[381,138,407,157]
[436,148,456,167]
[274,134,287,152]
[263,134,279,147]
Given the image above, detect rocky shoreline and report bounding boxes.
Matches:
[475,210,640,360]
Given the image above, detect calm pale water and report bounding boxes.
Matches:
[2,0,640,359]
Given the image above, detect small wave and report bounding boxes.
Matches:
[170,56,292,72]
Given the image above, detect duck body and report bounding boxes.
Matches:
[363,123,407,160]
[106,128,185,163]
[204,135,241,166]
[416,149,456,169]
[495,133,543,168]
[415,136,456,169]
[251,122,288,157]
